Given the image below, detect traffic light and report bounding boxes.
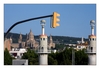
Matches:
[51,12,60,28]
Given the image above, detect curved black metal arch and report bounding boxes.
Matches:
[4,14,53,38]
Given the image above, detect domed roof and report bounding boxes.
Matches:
[28,29,34,40]
[89,35,96,38]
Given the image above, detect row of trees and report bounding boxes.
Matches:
[22,48,88,65]
[48,48,88,65]
[4,47,88,65]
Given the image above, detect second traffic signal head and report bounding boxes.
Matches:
[52,12,60,28]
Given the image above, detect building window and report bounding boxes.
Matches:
[78,46,81,48]
[43,38,45,40]
[41,38,42,40]
[41,47,43,52]
[42,47,43,49]
[91,47,93,52]
[93,38,94,41]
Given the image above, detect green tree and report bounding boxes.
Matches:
[22,48,38,65]
[56,47,72,65]
[48,56,58,65]
[4,48,12,65]
[75,49,88,65]
[48,52,58,65]
[62,48,72,65]
[49,47,88,65]
[22,48,88,65]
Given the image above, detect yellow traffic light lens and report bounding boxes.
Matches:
[56,23,59,26]
[56,13,60,17]
[57,19,60,22]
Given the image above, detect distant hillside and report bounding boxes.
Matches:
[4,32,88,43]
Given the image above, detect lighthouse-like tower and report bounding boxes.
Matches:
[86,20,96,65]
[38,20,50,65]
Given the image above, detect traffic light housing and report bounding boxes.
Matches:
[51,12,60,28]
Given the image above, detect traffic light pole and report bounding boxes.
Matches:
[4,15,53,38]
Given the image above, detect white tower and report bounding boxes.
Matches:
[81,37,84,43]
[86,20,96,65]
[38,20,51,65]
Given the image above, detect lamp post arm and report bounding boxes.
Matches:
[4,14,53,38]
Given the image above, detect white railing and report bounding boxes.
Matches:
[85,50,96,54]
[37,49,51,53]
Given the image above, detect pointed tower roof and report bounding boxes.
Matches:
[10,35,13,40]
[29,29,33,35]
[26,33,28,40]
[50,34,53,43]
[30,29,32,32]
[28,29,34,40]
[50,34,52,39]
[10,35,13,39]
[19,32,22,40]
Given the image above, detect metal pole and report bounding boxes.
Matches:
[4,15,53,38]
[72,48,75,65]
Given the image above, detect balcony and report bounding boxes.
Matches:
[85,50,96,54]
[37,49,51,54]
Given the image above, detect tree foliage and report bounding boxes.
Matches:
[21,48,88,65]
[4,48,12,65]
[22,48,38,65]
[48,55,58,65]
[48,48,88,65]
[75,49,88,65]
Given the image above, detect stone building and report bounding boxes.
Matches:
[25,29,39,49]
[4,29,55,51]
[4,37,12,51]
[48,34,55,48]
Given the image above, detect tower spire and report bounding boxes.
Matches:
[40,20,46,35]
[19,32,22,40]
[81,37,84,43]
[86,20,96,65]
[50,34,53,43]
[26,33,28,40]
[30,29,32,32]
[10,35,12,43]
[90,20,95,35]
[18,32,22,43]
[38,20,50,65]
